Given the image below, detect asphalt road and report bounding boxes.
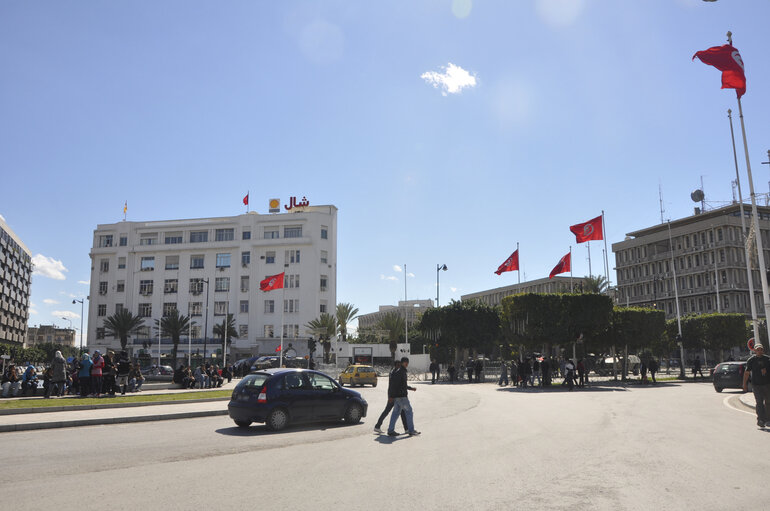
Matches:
[1,380,766,510]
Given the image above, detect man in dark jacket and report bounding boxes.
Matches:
[387,358,420,437]
[373,360,408,434]
[116,352,131,395]
[429,359,439,384]
[744,344,770,428]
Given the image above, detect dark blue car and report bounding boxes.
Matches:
[228,368,368,431]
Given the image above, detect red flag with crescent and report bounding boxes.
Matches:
[494,250,519,275]
[243,193,249,206]
[549,252,571,279]
[260,272,285,292]
[693,44,746,98]
[570,215,603,243]
[275,345,282,353]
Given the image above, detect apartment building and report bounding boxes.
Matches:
[26,324,76,348]
[0,216,32,345]
[357,299,435,333]
[461,276,590,308]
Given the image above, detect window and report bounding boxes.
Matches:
[264,300,274,313]
[99,281,108,295]
[189,302,202,316]
[214,301,227,316]
[165,232,183,244]
[320,275,328,292]
[163,302,177,317]
[190,254,205,269]
[138,303,152,317]
[718,228,723,241]
[320,301,327,314]
[321,250,328,264]
[721,270,728,284]
[141,256,155,271]
[215,277,230,292]
[242,230,251,240]
[239,325,248,337]
[264,228,279,239]
[165,255,179,270]
[96,328,105,339]
[307,373,336,391]
[720,250,726,263]
[98,234,113,248]
[215,228,234,242]
[117,280,125,292]
[265,251,275,264]
[285,250,300,264]
[286,274,300,288]
[240,300,249,313]
[241,251,250,266]
[321,226,328,239]
[240,276,249,292]
[190,325,201,338]
[140,280,154,295]
[189,278,204,294]
[216,253,231,268]
[118,257,126,269]
[97,304,106,317]
[284,226,302,238]
[119,236,127,246]
[190,230,208,243]
[264,325,274,338]
[140,233,158,246]
[284,299,299,313]
[164,279,178,294]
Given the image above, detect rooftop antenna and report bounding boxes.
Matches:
[658,182,665,224]
[731,180,737,203]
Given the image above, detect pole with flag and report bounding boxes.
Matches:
[601,211,610,288]
[260,272,286,365]
[693,32,770,342]
[243,192,249,213]
[123,201,127,221]
[517,242,521,284]
[570,246,573,292]
[494,248,520,277]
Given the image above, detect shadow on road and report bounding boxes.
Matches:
[214,421,358,437]
[373,432,412,444]
[495,385,629,393]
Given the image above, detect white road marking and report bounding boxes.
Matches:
[723,395,754,415]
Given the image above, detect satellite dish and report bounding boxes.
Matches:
[691,189,705,202]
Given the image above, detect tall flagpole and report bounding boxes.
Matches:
[587,242,592,276]
[728,108,759,341]
[602,211,610,289]
[517,242,521,284]
[404,263,408,345]
[280,283,285,367]
[668,221,685,378]
[729,31,770,343]
[570,246,573,292]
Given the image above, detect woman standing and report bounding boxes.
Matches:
[90,350,104,397]
[47,350,68,398]
[78,353,93,397]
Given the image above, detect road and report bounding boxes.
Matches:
[1,380,765,510]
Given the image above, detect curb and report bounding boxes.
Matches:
[0,397,229,416]
[740,393,756,409]
[0,409,229,433]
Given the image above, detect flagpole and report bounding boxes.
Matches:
[587,242,592,277]
[404,263,408,345]
[280,283,285,367]
[517,242,521,284]
[668,221,685,379]
[570,246,573,292]
[601,211,610,289]
[728,108,760,341]
[246,191,249,213]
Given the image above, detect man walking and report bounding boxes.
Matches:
[744,344,770,428]
[374,360,408,434]
[429,359,439,384]
[649,357,658,384]
[693,356,704,380]
[466,358,474,383]
[498,361,508,386]
[387,357,420,437]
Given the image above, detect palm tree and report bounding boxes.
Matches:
[582,275,609,294]
[377,311,405,360]
[153,310,194,367]
[336,302,359,343]
[305,313,338,363]
[212,313,238,366]
[103,309,145,351]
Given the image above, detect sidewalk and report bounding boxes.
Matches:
[740,392,756,409]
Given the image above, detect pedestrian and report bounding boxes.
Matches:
[577,358,587,388]
[1,363,20,397]
[498,361,508,386]
[129,363,144,392]
[91,350,104,397]
[447,362,456,383]
[466,358,474,383]
[564,359,575,391]
[116,351,131,395]
[519,359,531,389]
[510,360,519,387]
[474,358,483,383]
[541,357,551,386]
[429,359,439,384]
[21,364,38,396]
[693,356,704,380]
[78,353,93,397]
[387,357,420,437]
[46,350,68,398]
[532,357,541,387]
[373,360,409,434]
[649,357,658,384]
[640,360,648,384]
[743,344,770,428]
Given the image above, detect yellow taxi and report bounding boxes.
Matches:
[338,365,378,387]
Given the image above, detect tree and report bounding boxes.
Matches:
[701,313,746,361]
[336,302,359,343]
[582,275,609,294]
[154,310,195,366]
[103,309,145,351]
[212,313,238,365]
[305,313,338,362]
[378,311,405,360]
[420,300,501,361]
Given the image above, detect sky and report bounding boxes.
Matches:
[2,0,770,340]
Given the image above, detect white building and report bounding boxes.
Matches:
[87,205,337,364]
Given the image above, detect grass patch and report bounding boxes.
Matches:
[0,390,232,410]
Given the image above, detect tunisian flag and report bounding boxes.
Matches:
[693,44,746,98]
[243,193,249,206]
[495,250,519,275]
[570,215,603,243]
[549,252,571,279]
[275,345,282,353]
[260,272,285,292]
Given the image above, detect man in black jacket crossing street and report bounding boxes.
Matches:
[373,360,408,434]
[387,357,420,437]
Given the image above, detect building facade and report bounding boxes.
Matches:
[0,216,32,346]
[612,203,770,319]
[26,325,76,348]
[357,299,435,334]
[460,276,590,307]
[87,206,337,362]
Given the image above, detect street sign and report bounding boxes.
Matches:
[748,338,755,351]
[0,355,10,359]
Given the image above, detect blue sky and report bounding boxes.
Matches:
[2,0,770,338]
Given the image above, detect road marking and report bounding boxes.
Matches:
[723,395,754,416]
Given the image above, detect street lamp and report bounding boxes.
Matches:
[436,264,448,306]
[72,298,84,352]
[201,278,210,363]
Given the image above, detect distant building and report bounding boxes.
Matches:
[26,325,76,348]
[461,276,591,307]
[612,203,769,319]
[0,216,32,346]
[357,299,435,334]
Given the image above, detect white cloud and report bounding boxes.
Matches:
[380,275,398,282]
[421,63,477,96]
[407,272,415,278]
[32,254,68,280]
[43,299,59,305]
[536,0,585,27]
[393,265,402,272]
[29,308,38,316]
[54,310,80,320]
[77,280,90,285]
[452,0,473,19]
[450,287,458,293]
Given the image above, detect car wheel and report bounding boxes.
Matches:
[267,408,289,431]
[344,403,363,424]
[372,381,377,387]
[235,420,251,428]
[714,386,723,393]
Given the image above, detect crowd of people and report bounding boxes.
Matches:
[173,363,231,389]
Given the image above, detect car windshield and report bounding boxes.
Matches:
[238,373,270,389]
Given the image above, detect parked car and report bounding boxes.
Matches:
[338,365,378,387]
[141,365,174,376]
[712,361,751,393]
[228,368,367,431]
[250,356,306,371]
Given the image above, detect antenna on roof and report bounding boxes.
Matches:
[659,183,665,224]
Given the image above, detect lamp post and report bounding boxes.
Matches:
[201,278,210,363]
[436,264,448,306]
[72,298,84,353]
